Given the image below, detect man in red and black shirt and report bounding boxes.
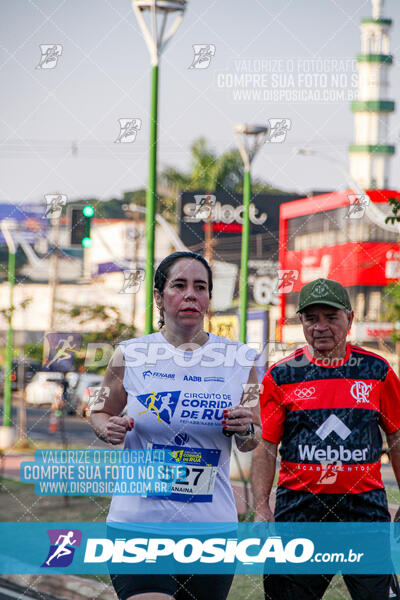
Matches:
[252,277,400,599]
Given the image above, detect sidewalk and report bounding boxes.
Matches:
[1,453,399,600]
[1,451,255,515]
[0,452,33,480]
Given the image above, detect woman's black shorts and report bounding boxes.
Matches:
[107,525,236,600]
[110,572,234,600]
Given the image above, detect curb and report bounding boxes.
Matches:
[0,574,115,600]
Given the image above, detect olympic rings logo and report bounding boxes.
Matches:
[294,387,316,398]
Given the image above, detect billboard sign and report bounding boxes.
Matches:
[179,191,301,248]
[280,243,400,290]
[42,333,82,372]
[0,204,47,246]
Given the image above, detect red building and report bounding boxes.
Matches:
[278,189,400,352]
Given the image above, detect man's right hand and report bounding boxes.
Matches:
[251,440,278,523]
[106,415,134,445]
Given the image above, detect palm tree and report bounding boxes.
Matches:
[159,137,286,219]
[160,137,244,195]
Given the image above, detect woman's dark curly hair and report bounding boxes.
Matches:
[154,251,213,329]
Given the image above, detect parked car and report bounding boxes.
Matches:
[11,359,42,390]
[70,373,103,416]
[25,371,64,406]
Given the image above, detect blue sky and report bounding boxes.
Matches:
[1,0,400,206]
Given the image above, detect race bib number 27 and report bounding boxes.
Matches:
[149,444,220,503]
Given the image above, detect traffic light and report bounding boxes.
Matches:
[69,205,94,247]
[82,205,94,248]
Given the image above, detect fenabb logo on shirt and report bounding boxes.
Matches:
[297,415,369,462]
[142,370,175,380]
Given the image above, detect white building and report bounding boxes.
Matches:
[349,0,395,189]
[0,217,174,343]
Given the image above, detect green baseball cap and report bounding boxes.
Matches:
[297,278,352,313]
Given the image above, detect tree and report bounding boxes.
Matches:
[160,137,290,218]
[57,303,136,371]
[385,197,400,225]
[161,137,245,194]
[0,247,29,280]
[384,284,400,342]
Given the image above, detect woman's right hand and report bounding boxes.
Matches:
[106,415,134,445]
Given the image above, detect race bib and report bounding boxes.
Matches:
[148,444,220,502]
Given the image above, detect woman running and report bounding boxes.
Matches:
[90,251,261,600]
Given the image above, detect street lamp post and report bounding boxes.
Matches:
[234,124,269,343]
[132,0,187,334]
[0,219,17,447]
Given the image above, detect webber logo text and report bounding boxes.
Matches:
[298,416,369,462]
[84,536,314,564]
[298,445,369,462]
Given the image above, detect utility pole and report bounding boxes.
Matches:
[0,219,17,448]
[132,214,141,328]
[203,195,214,333]
[132,0,187,334]
[17,353,27,445]
[234,124,269,343]
[48,216,60,332]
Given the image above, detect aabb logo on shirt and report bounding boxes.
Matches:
[298,415,369,462]
[184,375,202,382]
[137,391,181,424]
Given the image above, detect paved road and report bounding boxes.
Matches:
[0,582,58,600]
[1,400,399,517]
[5,404,107,447]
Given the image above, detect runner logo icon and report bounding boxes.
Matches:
[137,391,181,424]
[350,381,372,404]
[42,529,82,568]
[317,461,342,486]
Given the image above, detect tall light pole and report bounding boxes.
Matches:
[0,219,17,447]
[234,124,269,343]
[132,0,187,334]
[48,214,61,332]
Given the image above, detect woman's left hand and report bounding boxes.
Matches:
[222,406,253,435]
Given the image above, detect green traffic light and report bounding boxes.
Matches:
[82,237,92,248]
[82,205,94,218]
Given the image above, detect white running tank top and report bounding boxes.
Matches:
[107,332,256,527]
